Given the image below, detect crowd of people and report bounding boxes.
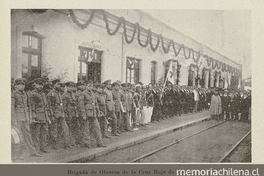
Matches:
[209,88,251,121]
[11,76,251,161]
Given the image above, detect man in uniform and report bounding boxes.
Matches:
[62,81,81,147]
[121,83,134,132]
[82,81,106,148]
[95,83,110,138]
[46,79,71,149]
[103,80,118,136]
[29,78,51,153]
[11,78,42,159]
[112,81,123,134]
[146,84,154,124]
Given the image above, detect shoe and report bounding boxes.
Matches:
[126,129,133,132]
[117,131,121,134]
[103,135,111,139]
[133,127,139,131]
[40,149,50,153]
[52,146,58,150]
[83,144,91,148]
[64,145,74,149]
[31,153,42,157]
[112,133,119,136]
[97,144,107,148]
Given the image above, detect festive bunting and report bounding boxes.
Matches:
[68,9,241,77]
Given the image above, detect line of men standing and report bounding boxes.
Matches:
[11,77,212,161]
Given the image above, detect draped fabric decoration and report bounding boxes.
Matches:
[69,9,240,77]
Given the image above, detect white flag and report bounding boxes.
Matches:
[166,61,174,84]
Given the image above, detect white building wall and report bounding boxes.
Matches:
[11,9,241,86]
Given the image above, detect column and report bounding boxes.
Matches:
[210,70,214,87]
[204,69,209,88]
[215,72,220,87]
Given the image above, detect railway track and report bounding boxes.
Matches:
[219,130,251,163]
[86,119,251,163]
[128,121,226,163]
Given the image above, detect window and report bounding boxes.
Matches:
[126,57,140,84]
[151,61,157,84]
[78,46,102,83]
[22,32,43,81]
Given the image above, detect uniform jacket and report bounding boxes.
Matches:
[30,89,49,122]
[62,91,78,117]
[104,89,115,112]
[11,90,30,122]
[96,93,107,117]
[112,89,122,112]
[75,90,86,118]
[146,91,154,107]
[83,89,98,118]
[46,89,64,119]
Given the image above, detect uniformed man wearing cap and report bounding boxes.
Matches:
[145,84,154,124]
[95,83,110,138]
[112,81,123,134]
[82,81,106,148]
[103,80,118,136]
[29,78,51,153]
[11,78,42,159]
[46,79,71,149]
[62,81,81,147]
[120,83,133,132]
[75,80,87,146]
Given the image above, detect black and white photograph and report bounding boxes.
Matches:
[10,8,252,163]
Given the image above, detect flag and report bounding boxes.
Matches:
[161,61,173,96]
[166,61,174,84]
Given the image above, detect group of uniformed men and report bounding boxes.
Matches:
[12,76,250,160]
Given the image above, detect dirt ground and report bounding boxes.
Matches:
[92,120,251,163]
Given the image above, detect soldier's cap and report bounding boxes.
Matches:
[14,78,27,85]
[33,78,44,85]
[112,82,120,87]
[138,82,144,86]
[65,81,76,87]
[43,82,53,90]
[103,80,111,85]
[135,84,141,88]
[86,80,93,85]
[94,83,105,89]
[76,80,86,87]
[25,80,35,91]
[121,83,129,87]
[41,76,49,83]
[51,79,61,85]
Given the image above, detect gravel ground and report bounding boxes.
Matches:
[222,133,251,162]
[139,121,251,163]
[88,119,230,163]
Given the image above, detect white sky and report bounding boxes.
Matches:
[143,10,251,78]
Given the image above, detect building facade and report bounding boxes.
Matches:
[11,9,242,89]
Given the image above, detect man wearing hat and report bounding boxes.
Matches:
[120,83,133,132]
[46,79,71,149]
[29,78,51,153]
[62,81,81,147]
[11,78,42,159]
[95,83,110,138]
[112,81,123,134]
[103,80,118,136]
[82,81,106,148]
